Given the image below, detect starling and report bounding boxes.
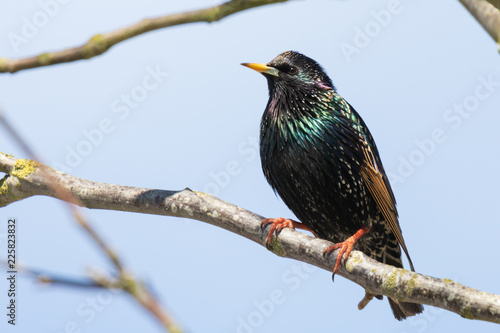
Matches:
[242,51,424,320]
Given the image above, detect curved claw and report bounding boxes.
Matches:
[323,227,370,279]
[260,217,311,247]
[324,241,352,276]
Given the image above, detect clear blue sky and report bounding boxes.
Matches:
[1,0,500,332]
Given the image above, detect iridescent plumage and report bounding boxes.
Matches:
[243,51,423,320]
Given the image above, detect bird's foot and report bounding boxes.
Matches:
[323,226,370,280]
[261,217,311,247]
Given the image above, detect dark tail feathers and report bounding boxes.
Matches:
[384,255,424,320]
[388,296,424,320]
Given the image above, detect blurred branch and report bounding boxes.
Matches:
[0,115,182,333]
[0,261,105,288]
[459,0,500,50]
[1,259,182,332]
[0,0,287,73]
[39,268,182,333]
[2,152,500,324]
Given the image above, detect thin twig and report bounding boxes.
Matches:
[0,0,287,73]
[1,257,183,332]
[0,260,109,288]
[0,114,123,271]
[0,115,183,332]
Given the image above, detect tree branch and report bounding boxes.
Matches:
[4,261,183,333]
[0,114,183,332]
[0,0,287,74]
[1,152,499,324]
[485,0,500,10]
[459,0,500,50]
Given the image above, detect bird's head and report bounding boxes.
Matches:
[242,51,334,93]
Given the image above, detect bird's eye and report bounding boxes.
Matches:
[288,66,298,75]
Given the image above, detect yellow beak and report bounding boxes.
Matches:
[241,63,279,77]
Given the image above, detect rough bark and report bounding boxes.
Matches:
[459,0,500,49]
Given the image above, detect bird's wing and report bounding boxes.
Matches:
[339,101,416,271]
[359,142,416,271]
[329,98,416,271]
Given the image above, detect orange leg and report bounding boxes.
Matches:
[261,217,312,246]
[323,227,370,278]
